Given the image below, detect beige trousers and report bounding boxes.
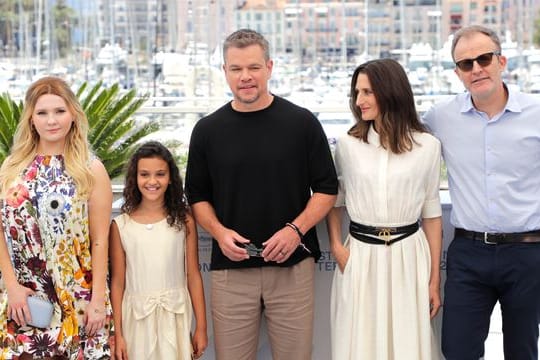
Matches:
[211,257,315,360]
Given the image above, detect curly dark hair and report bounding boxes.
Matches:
[121,141,187,231]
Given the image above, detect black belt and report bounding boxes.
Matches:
[454,228,540,244]
[349,221,419,246]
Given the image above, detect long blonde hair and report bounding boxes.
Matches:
[0,76,93,197]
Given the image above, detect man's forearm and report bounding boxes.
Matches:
[290,193,337,234]
[191,201,227,239]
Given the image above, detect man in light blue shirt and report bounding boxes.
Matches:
[424,25,540,360]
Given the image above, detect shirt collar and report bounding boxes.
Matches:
[367,123,381,147]
[460,83,522,114]
[505,85,522,113]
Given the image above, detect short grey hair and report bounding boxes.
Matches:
[451,25,502,61]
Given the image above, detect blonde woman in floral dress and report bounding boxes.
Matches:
[0,76,113,359]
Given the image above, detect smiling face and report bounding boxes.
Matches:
[137,157,170,205]
[354,73,380,124]
[223,44,273,112]
[32,94,74,154]
[453,32,507,102]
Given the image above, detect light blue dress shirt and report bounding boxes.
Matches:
[423,86,540,232]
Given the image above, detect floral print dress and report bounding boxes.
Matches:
[0,155,112,359]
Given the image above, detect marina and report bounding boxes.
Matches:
[1,2,540,357]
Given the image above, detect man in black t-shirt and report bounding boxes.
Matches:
[185,29,337,360]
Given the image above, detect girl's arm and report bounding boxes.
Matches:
[109,220,129,359]
[422,216,442,319]
[185,213,208,359]
[0,216,34,326]
[86,159,112,336]
[326,206,349,273]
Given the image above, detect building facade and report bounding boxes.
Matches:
[57,0,540,69]
[233,0,539,62]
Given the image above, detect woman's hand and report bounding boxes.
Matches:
[191,327,208,359]
[331,243,350,274]
[6,284,35,326]
[429,282,441,319]
[84,298,106,337]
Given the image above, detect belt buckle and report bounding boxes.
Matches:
[378,228,392,246]
[483,232,497,245]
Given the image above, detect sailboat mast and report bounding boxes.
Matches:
[36,0,42,71]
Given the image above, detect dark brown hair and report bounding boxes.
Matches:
[223,28,270,62]
[348,59,426,154]
[121,141,187,231]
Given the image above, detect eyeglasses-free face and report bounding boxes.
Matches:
[455,51,501,72]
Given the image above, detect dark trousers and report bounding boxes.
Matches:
[442,236,540,360]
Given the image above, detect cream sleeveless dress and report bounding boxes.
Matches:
[114,213,192,360]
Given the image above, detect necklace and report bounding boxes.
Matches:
[145,223,153,230]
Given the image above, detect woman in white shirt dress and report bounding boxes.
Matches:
[327,59,443,360]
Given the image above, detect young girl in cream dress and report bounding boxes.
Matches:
[110,141,207,359]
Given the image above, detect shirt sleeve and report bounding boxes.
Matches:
[333,138,346,207]
[421,104,437,133]
[185,122,212,205]
[421,138,442,219]
[307,114,339,195]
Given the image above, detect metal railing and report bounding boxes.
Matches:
[109,94,455,200]
[138,94,453,115]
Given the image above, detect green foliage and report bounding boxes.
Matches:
[535,10,540,48]
[0,0,57,56]
[0,82,159,179]
[79,81,158,179]
[159,138,189,179]
[52,0,76,57]
[0,93,23,163]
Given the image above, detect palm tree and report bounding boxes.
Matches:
[0,81,159,179]
[0,93,22,163]
[78,81,158,179]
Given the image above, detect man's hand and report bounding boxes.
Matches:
[216,229,250,261]
[262,226,300,263]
